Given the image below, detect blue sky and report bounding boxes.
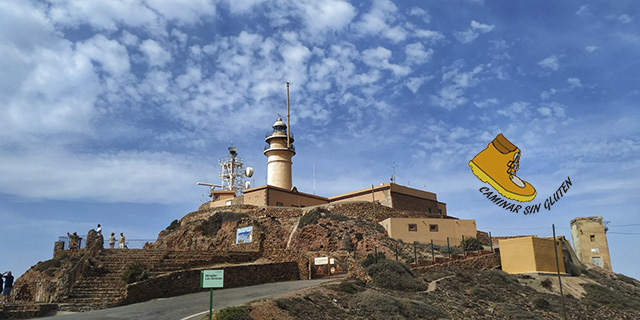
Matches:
[1,0,639,280]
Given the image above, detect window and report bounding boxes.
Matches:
[429,224,438,232]
[276,202,283,207]
[408,224,417,232]
[590,235,595,242]
[428,208,432,214]
[438,209,442,215]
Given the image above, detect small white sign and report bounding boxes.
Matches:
[201,270,224,288]
[591,248,599,253]
[330,258,335,265]
[314,257,329,265]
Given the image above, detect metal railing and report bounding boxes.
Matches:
[59,236,155,249]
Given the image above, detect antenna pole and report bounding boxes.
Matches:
[286,82,291,149]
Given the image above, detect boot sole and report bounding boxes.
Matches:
[468,160,536,202]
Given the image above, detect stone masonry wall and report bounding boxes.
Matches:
[120,262,299,305]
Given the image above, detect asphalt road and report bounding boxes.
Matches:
[47,278,334,320]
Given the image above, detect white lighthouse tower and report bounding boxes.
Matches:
[264,116,295,189]
[264,82,295,190]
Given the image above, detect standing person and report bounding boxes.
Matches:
[96,224,102,235]
[119,233,126,249]
[2,271,13,306]
[108,232,116,249]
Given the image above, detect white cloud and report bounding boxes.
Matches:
[585,45,598,52]
[139,39,171,67]
[455,20,495,43]
[497,101,531,119]
[362,46,411,77]
[576,5,591,16]
[540,88,557,100]
[538,55,560,71]
[354,0,407,42]
[406,77,425,93]
[431,63,484,109]
[474,98,499,108]
[76,34,131,77]
[405,42,434,65]
[300,0,356,34]
[567,77,582,88]
[0,146,204,203]
[617,14,632,24]
[413,29,445,42]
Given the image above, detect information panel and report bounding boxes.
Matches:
[200,270,224,288]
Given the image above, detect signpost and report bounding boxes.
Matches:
[201,270,224,320]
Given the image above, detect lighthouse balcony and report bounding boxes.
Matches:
[265,144,295,152]
[266,131,294,140]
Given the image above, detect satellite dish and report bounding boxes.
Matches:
[245,167,254,177]
[244,181,251,189]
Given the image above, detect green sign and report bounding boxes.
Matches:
[200,270,224,288]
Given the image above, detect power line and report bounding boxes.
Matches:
[607,232,640,235]
[608,223,640,228]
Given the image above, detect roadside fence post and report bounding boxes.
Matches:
[431,239,435,262]
[447,237,451,259]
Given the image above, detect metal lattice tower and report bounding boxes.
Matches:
[219,146,250,194]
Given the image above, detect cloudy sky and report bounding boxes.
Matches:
[2,0,639,280]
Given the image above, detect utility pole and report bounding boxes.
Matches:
[552,224,568,320]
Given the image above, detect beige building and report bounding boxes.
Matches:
[570,216,612,271]
[243,185,328,207]
[379,217,476,245]
[329,183,447,215]
[205,115,449,216]
[499,236,566,274]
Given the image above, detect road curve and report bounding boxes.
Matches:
[48,278,334,320]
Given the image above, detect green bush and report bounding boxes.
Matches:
[461,237,484,251]
[366,260,427,291]
[540,278,553,289]
[215,306,253,320]
[201,212,248,236]
[360,252,386,268]
[122,261,149,284]
[533,297,551,310]
[583,283,640,310]
[165,219,180,232]
[298,208,323,228]
[35,255,68,272]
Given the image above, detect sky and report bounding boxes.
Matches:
[1,0,639,281]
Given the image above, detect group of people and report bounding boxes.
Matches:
[99,224,127,249]
[67,224,127,249]
[1,271,13,305]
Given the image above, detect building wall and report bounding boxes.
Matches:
[242,185,329,207]
[570,216,612,271]
[328,183,446,214]
[379,217,477,245]
[499,236,566,274]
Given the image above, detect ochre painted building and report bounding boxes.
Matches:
[378,217,476,245]
[570,216,612,271]
[499,236,566,274]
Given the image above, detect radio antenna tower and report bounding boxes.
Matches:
[197,145,254,198]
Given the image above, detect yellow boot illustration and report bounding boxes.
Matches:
[469,133,536,202]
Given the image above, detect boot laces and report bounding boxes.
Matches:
[507,152,521,177]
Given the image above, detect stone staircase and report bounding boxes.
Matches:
[59,249,257,311]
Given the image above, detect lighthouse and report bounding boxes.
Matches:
[264,116,295,189]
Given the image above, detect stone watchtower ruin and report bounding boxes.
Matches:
[570,216,612,271]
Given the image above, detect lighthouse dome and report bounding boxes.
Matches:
[272,117,287,132]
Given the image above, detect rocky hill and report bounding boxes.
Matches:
[9,202,640,319]
[227,255,640,319]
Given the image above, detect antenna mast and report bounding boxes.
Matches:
[285,81,291,148]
